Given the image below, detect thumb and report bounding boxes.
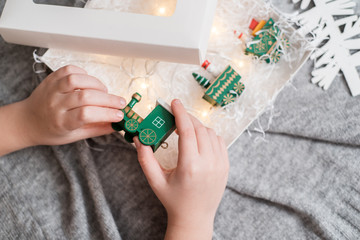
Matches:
[134,137,166,190]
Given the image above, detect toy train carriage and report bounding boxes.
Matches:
[112,93,176,152]
[246,18,290,63]
[203,65,245,106]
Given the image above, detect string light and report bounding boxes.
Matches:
[158,7,166,15]
[202,111,208,117]
[238,61,244,68]
[211,27,218,35]
[141,83,148,89]
[147,104,153,110]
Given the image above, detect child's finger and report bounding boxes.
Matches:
[171,99,198,159]
[63,90,126,110]
[76,122,115,139]
[218,136,229,163]
[187,114,212,155]
[134,137,166,190]
[64,106,124,130]
[49,65,87,80]
[206,128,219,157]
[57,74,108,93]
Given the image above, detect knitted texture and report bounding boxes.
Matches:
[0,0,359,239]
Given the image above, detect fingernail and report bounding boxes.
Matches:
[116,111,124,119]
[120,98,126,108]
[173,99,182,105]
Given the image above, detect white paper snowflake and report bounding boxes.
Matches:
[292,0,360,96]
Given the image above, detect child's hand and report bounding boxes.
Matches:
[20,65,126,146]
[134,99,229,240]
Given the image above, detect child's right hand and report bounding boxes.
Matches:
[134,99,229,240]
[15,65,126,147]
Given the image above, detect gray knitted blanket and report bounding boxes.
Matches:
[0,0,359,239]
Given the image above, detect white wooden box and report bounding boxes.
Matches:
[0,0,218,64]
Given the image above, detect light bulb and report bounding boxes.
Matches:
[211,27,218,35]
[202,111,208,117]
[148,104,153,110]
[141,83,148,89]
[238,61,244,68]
[158,7,166,15]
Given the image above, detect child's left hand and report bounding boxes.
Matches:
[0,65,126,156]
[22,65,127,146]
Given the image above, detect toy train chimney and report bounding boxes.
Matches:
[123,93,143,122]
[112,92,143,133]
[128,93,142,108]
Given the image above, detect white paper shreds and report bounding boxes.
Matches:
[292,0,360,96]
[41,0,311,169]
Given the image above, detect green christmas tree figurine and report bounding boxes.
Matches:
[192,73,211,88]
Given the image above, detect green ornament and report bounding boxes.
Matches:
[192,72,211,88]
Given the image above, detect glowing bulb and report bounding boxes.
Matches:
[202,111,208,117]
[238,61,245,68]
[141,83,148,89]
[211,27,218,34]
[148,105,153,110]
[158,7,166,15]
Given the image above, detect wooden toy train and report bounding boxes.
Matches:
[245,18,290,63]
[193,65,245,106]
[112,93,176,152]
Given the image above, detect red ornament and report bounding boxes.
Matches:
[249,18,259,30]
[202,60,211,70]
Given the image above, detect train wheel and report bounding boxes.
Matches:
[111,122,123,131]
[124,133,134,143]
[234,82,245,95]
[139,129,157,145]
[125,119,139,133]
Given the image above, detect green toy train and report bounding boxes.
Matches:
[193,65,245,106]
[112,93,176,152]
